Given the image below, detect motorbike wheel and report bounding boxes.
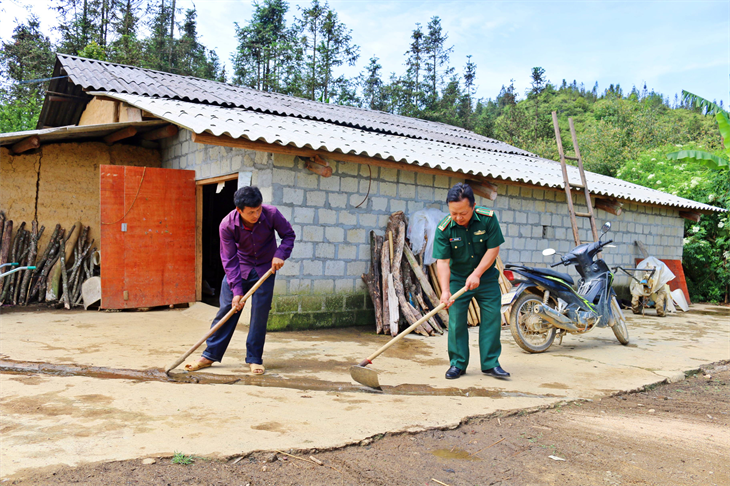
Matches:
[509,293,557,353]
[610,296,630,345]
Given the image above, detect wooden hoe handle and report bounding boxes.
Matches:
[358,285,469,367]
[165,269,274,373]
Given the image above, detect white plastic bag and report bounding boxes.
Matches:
[407,208,447,266]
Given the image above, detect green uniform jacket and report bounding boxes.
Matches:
[432,206,505,280]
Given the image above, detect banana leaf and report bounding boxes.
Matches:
[667,149,729,170]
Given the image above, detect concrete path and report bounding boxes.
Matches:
[1,303,728,478]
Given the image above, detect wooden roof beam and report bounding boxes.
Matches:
[10,135,40,154]
[104,126,137,145]
[142,124,178,141]
[679,210,701,222]
[303,155,333,177]
[594,197,623,216]
[467,179,498,201]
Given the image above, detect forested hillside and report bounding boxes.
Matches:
[1,0,727,301]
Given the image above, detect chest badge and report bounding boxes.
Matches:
[449,237,462,242]
[474,230,486,236]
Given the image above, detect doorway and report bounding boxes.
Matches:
[201,179,237,307]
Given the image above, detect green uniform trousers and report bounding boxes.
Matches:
[448,276,502,371]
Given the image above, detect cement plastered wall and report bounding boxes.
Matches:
[161,129,685,329]
[0,143,161,252]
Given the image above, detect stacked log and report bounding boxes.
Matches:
[0,213,99,308]
[362,211,446,337]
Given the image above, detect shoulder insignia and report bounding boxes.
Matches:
[438,216,452,231]
[475,207,494,217]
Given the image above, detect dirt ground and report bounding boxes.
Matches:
[7,363,728,486]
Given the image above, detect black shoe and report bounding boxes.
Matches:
[482,366,510,379]
[445,366,465,379]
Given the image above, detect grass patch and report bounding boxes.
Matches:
[171,452,194,465]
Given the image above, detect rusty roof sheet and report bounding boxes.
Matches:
[57,54,534,156]
[97,92,723,213]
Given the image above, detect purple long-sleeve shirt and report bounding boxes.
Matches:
[219,205,295,296]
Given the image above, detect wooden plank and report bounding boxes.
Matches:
[195,185,203,302]
[100,166,196,309]
[10,135,40,154]
[104,127,137,145]
[634,240,649,258]
[195,173,239,186]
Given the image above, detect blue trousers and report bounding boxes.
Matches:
[202,270,275,365]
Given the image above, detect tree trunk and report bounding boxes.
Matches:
[391,219,428,336]
[46,223,80,302]
[380,243,395,335]
[0,219,13,290]
[361,231,383,333]
[18,221,39,305]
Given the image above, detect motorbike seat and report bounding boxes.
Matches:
[507,265,575,286]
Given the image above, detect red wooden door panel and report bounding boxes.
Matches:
[100,165,196,309]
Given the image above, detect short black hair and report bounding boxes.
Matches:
[234,186,263,209]
[446,182,475,207]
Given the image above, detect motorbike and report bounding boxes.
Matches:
[501,222,629,353]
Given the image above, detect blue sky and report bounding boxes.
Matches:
[2,0,728,105]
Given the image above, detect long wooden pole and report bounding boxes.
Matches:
[357,285,468,367]
[165,269,274,373]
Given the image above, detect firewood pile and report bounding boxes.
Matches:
[0,211,98,308]
[362,212,446,336]
[362,211,513,335]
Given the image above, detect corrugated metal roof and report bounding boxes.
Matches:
[97,92,723,213]
[56,54,534,156]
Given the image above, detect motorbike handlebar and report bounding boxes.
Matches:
[550,260,564,268]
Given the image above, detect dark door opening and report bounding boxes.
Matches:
[201,180,237,307]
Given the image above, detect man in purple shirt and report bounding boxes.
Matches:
[185,186,295,374]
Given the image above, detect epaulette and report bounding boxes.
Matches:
[437,215,452,231]
[476,207,494,217]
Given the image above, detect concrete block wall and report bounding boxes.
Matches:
[161,129,686,327]
[493,185,684,297]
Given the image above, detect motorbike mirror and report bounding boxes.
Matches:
[604,244,616,248]
[542,248,556,256]
[601,222,611,234]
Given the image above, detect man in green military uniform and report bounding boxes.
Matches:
[432,183,509,380]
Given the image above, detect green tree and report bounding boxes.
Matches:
[422,16,453,108]
[143,0,175,71]
[232,0,297,92]
[359,56,385,111]
[0,15,55,132]
[108,0,144,65]
[175,8,225,80]
[295,0,358,102]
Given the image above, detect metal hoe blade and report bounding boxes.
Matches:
[349,365,381,390]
